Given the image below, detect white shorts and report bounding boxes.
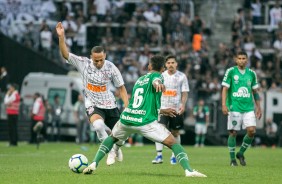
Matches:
[227,111,256,131]
[195,123,207,134]
[112,120,171,143]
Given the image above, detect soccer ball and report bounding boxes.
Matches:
[68,154,88,173]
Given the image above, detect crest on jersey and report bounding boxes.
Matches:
[247,80,251,86]
[234,75,239,84]
[232,121,237,126]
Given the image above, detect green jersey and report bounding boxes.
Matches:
[120,72,163,126]
[222,66,259,112]
[193,105,209,124]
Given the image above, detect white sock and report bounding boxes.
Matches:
[155,142,163,156]
[175,134,181,144]
[91,119,108,142]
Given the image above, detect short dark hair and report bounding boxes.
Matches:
[165,55,176,62]
[91,46,104,53]
[236,51,248,57]
[150,55,165,71]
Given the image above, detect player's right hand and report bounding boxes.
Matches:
[222,105,229,115]
[56,22,65,37]
[160,108,177,117]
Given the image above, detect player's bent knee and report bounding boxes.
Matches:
[229,130,237,136]
[162,134,176,148]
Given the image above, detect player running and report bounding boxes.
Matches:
[221,51,262,166]
[83,55,206,177]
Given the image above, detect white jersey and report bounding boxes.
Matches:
[161,70,189,111]
[67,53,124,109]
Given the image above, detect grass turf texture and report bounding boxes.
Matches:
[0,142,281,184]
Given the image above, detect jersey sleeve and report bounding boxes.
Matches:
[221,68,232,88]
[67,53,88,72]
[151,73,163,86]
[181,74,190,92]
[111,63,125,87]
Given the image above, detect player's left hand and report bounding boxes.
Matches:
[256,108,262,120]
[178,104,185,115]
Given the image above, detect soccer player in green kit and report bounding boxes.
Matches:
[222,51,262,166]
[83,55,207,177]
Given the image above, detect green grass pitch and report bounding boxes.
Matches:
[0,142,281,184]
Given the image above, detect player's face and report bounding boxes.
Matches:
[91,52,106,69]
[165,58,177,73]
[235,54,248,69]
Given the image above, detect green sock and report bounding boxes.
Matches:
[228,135,236,160]
[93,136,114,165]
[239,134,253,155]
[171,144,192,172]
[201,135,205,144]
[195,135,200,144]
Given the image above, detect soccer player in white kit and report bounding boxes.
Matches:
[152,55,189,165]
[56,22,129,165]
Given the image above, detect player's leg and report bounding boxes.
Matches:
[87,106,108,142]
[170,129,180,164]
[201,124,208,147]
[83,121,131,174]
[227,112,242,166]
[170,114,183,164]
[194,123,201,147]
[83,136,117,174]
[236,111,256,166]
[134,134,144,146]
[152,115,168,164]
[141,121,206,177]
[228,130,238,166]
[105,108,124,165]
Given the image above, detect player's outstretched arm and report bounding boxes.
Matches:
[56,22,69,60]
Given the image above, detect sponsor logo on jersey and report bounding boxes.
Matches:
[232,87,250,98]
[121,114,143,123]
[87,83,107,92]
[163,89,177,97]
[124,108,146,115]
[136,78,149,86]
